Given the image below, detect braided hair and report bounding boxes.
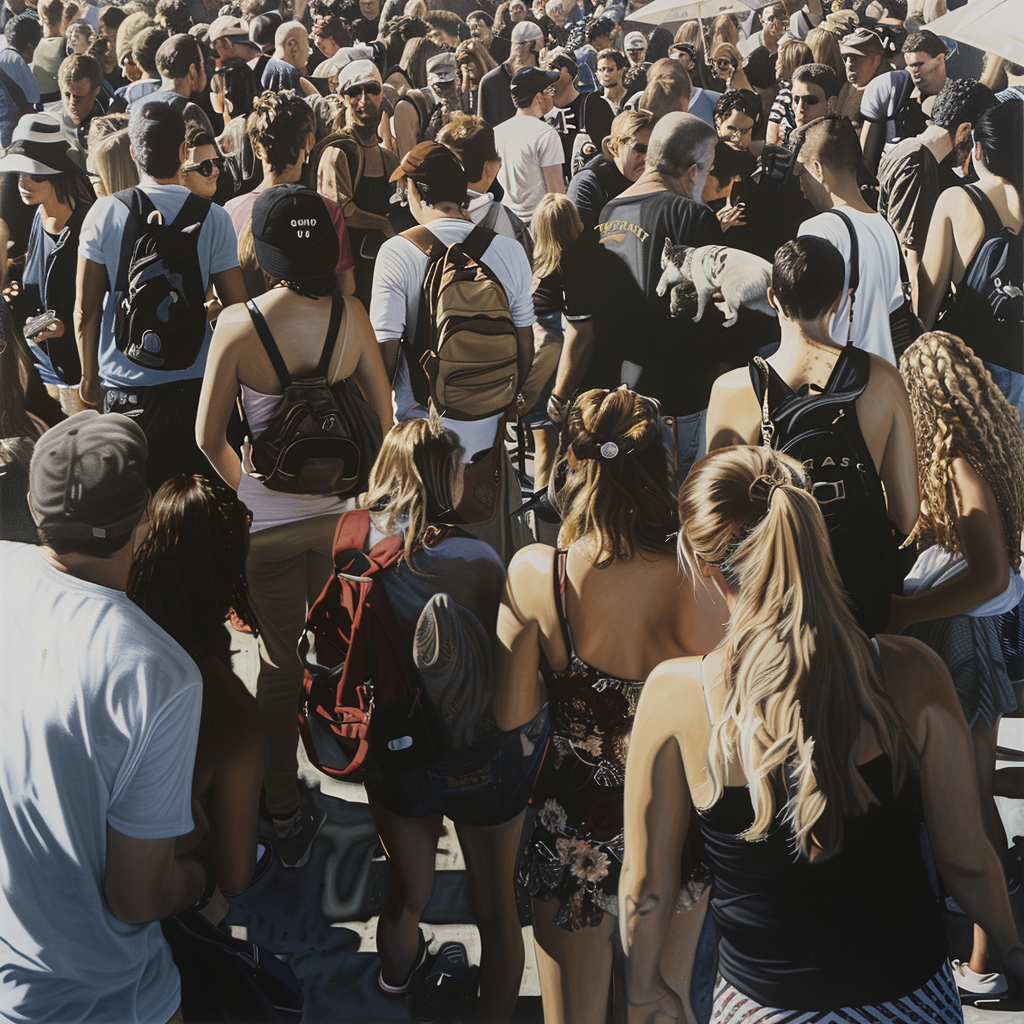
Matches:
[899,331,1024,566]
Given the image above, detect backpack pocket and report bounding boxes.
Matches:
[432,354,518,417]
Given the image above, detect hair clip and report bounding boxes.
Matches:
[599,441,619,458]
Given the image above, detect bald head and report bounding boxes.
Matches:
[275,20,309,72]
[647,111,717,195]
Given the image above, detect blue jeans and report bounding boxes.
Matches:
[661,410,708,491]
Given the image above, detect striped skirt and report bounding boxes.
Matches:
[710,962,964,1024]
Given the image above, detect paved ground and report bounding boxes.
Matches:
[223,623,1024,1024]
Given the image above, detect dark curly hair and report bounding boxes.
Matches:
[246,90,317,174]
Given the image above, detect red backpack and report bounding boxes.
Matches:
[297,509,444,779]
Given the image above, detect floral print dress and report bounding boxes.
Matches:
[517,551,646,932]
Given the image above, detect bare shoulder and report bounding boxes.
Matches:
[876,634,962,725]
[866,352,906,392]
[637,657,706,733]
[711,365,753,396]
[506,543,558,604]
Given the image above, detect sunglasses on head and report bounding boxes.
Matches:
[344,80,382,97]
[183,157,224,177]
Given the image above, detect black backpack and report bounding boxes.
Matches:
[113,188,211,372]
[941,184,1024,373]
[246,291,384,496]
[750,348,901,635]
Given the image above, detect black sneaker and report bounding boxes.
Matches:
[411,941,470,1023]
[272,808,327,869]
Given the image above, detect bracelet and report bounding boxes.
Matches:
[549,393,565,407]
[187,853,217,912]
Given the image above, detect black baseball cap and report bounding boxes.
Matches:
[389,141,468,205]
[510,66,559,106]
[250,184,340,281]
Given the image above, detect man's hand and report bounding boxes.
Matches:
[31,316,65,343]
[78,376,101,408]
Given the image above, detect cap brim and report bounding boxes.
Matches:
[428,73,457,84]
[254,233,340,281]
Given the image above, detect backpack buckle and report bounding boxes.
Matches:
[813,480,846,504]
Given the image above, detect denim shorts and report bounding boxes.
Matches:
[363,707,550,827]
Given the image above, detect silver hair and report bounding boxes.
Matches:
[647,111,718,177]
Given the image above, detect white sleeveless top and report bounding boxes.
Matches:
[238,293,361,533]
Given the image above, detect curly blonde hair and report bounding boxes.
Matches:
[899,331,1024,566]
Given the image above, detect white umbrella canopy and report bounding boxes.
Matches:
[924,0,1024,67]
[627,0,770,29]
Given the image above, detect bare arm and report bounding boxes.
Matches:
[104,827,208,924]
[889,638,1024,974]
[874,361,920,536]
[196,312,244,490]
[319,149,395,237]
[547,319,594,421]
[210,267,249,310]
[916,191,956,329]
[620,662,697,1024]
[887,459,1010,633]
[516,323,534,395]
[860,119,887,176]
[74,255,108,408]
[393,99,420,159]
[493,545,556,731]
[765,121,781,147]
[346,299,395,433]
[542,164,567,196]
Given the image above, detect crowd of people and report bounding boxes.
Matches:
[0,0,1023,1020]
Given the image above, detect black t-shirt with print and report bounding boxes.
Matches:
[578,189,724,415]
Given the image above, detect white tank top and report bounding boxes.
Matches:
[238,294,360,532]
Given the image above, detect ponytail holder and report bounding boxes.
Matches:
[599,441,619,459]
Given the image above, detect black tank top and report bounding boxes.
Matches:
[698,754,947,1009]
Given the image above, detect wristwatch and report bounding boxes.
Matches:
[188,854,217,912]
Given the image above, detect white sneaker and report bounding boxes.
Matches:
[950,959,1009,997]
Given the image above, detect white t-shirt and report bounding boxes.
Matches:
[799,207,904,363]
[79,184,240,389]
[493,114,564,224]
[0,542,202,1024]
[369,217,535,460]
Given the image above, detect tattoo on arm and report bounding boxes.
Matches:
[626,893,660,918]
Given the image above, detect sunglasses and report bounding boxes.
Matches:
[714,58,736,68]
[22,172,53,183]
[344,80,382,97]
[182,157,224,177]
[791,93,821,105]
[626,139,648,154]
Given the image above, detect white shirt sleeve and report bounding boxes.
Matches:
[370,235,423,341]
[107,683,202,840]
[537,124,565,169]
[487,235,536,328]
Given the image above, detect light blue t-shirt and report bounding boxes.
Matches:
[117,77,159,107]
[0,45,41,147]
[79,183,239,388]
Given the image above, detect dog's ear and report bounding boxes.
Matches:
[662,237,672,266]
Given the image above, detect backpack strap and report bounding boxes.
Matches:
[315,288,346,378]
[460,223,497,265]
[749,356,776,446]
[168,190,212,233]
[401,225,445,260]
[829,209,859,344]
[113,187,156,296]
[961,183,1004,240]
[245,299,293,388]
